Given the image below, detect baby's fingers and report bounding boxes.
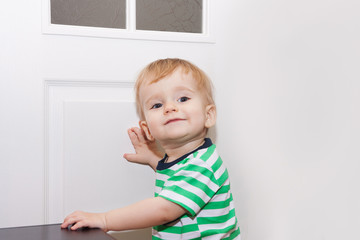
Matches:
[134,125,147,143]
[69,220,88,230]
[130,127,147,142]
[61,211,84,229]
[127,128,140,145]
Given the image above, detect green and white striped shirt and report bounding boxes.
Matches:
[153,138,240,239]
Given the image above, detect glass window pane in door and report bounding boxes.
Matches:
[136,0,202,33]
[51,0,126,29]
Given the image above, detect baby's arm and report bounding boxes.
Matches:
[61,197,186,232]
[123,126,163,171]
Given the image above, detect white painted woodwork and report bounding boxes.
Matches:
[44,81,154,224]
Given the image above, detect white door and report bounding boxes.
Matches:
[1,1,218,239]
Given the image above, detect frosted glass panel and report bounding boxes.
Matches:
[136,0,203,33]
[51,0,126,29]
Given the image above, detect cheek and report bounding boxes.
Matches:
[144,115,160,133]
[188,110,207,126]
[187,103,206,118]
[147,121,156,133]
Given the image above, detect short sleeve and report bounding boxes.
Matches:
[158,159,220,216]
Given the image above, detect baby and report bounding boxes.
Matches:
[61,58,240,239]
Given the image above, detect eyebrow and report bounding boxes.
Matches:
[144,94,162,106]
[174,85,196,93]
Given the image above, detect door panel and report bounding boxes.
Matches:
[45,81,154,224]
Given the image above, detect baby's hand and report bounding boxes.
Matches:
[61,211,107,232]
[123,127,163,171]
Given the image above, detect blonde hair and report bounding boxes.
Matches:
[135,58,214,120]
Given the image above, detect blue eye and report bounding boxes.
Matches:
[151,103,162,109]
[178,96,190,102]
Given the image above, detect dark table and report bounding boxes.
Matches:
[0,224,115,240]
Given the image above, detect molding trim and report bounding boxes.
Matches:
[43,80,134,223]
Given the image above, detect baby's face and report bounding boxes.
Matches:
[139,68,212,144]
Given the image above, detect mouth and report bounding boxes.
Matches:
[165,118,185,125]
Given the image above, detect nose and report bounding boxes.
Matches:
[164,101,178,114]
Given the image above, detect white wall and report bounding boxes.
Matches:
[1,1,44,226]
[214,0,360,239]
[1,0,359,240]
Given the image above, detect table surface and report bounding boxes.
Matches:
[0,224,115,240]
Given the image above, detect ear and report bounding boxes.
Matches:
[205,104,216,128]
[139,120,155,141]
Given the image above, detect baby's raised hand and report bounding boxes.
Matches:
[123,127,163,171]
